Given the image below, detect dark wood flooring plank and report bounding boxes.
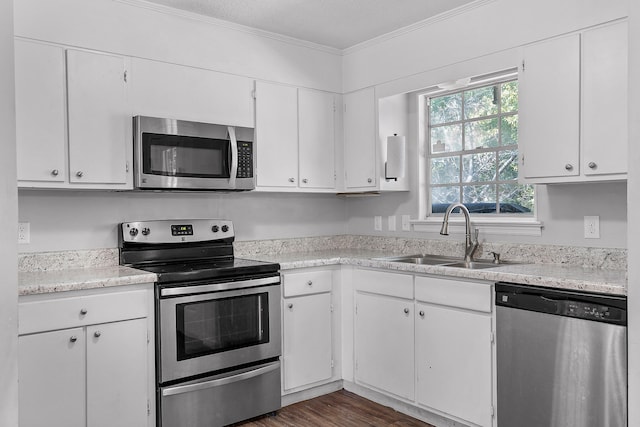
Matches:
[232,390,434,427]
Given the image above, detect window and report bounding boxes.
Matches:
[425,79,534,216]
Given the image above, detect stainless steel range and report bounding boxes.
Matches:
[119,219,281,427]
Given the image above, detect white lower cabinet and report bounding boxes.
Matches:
[18,286,153,427]
[282,269,335,392]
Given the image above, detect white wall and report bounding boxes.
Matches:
[344,0,628,249]
[0,0,18,423]
[18,191,347,252]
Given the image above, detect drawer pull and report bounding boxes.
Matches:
[419,310,425,317]
[307,280,313,286]
[94,331,101,338]
[404,308,410,314]
[70,336,78,343]
[80,308,88,315]
[287,303,293,309]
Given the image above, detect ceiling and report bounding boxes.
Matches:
[141,0,477,49]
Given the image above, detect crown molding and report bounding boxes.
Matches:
[343,0,498,55]
[115,0,343,56]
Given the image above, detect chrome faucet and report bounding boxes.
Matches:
[439,203,479,262]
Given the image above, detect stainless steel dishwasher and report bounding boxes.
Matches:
[495,282,627,427]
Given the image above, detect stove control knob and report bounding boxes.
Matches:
[221,225,229,233]
[141,227,150,236]
[129,227,139,237]
[212,225,219,233]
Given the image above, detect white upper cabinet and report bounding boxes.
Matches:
[255,81,298,188]
[67,49,129,185]
[343,87,377,190]
[519,20,628,183]
[15,40,66,183]
[299,88,336,189]
[15,40,132,189]
[129,58,254,127]
[581,21,628,177]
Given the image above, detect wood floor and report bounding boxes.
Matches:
[232,390,435,427]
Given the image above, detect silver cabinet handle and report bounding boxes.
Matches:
[307,280,313,286]
[80,308,88,315]
[367,178,373,183]
[288,177,295,183]
[76,171,83,178]
[404,308,410,314]
[94,331,101,338]
[51,169,59,176]
[419,310,425,317]
[588,162,597,169]
[565,164,573,171]
[70,336,78,343]
[287,303,293,309]
[302,178,308,184]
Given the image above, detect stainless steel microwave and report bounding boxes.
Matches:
[133,116,255,191]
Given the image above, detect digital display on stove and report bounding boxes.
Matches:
[171,224,193,236]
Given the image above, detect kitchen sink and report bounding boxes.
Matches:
[440,261,502,270]
[374,254,517,269]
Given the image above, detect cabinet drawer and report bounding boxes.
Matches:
[415,276,492,313]
[283,270,332,297]
[19,290,148,335]
[354,269,413,299]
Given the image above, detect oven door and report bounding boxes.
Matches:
[158,275,281,383]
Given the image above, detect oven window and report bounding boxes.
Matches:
[176,293,269,360]
[142,133,230,178]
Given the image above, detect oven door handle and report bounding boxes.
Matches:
[161,361,280,397]
[228,126,237,187]
[160,275,280,297]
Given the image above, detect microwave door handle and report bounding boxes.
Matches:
[228,126,238,187]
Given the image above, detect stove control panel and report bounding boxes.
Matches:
[120,219,234,244]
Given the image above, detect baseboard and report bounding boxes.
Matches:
[281,380,344,407]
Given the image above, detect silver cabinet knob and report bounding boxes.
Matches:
[307,280,313,286]
[76,171,83,178]
[94,331,101,338]
[565,164,573,171]
[70,336,78,343]
[419,310,425,317]
[302,178,308,184]
[80,308,88,315]
[588,162,597,169]
[51,169,59,176]
[287,303,293,309]
[288,177,295,183]
[404,308,410,314]
[367,178,373,183]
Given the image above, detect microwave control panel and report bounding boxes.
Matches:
[237,141,253,178]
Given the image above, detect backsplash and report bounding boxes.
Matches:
[18,235,627,272]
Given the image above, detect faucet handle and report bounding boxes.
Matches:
[474,228,480,242]
[490,251,501,264]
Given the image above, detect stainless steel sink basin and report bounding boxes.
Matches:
[374,254,518,269]
[440,261,502,270]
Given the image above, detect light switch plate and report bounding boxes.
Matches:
[18,222,30,244]
[401,215,411,231]
[374,216,382,231]
[388,215,396,231]
[584,216,600,239]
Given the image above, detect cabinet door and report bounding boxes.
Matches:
[581,21,628,177]
[87,319,148,427]
[355,292,414,400]
[518,34,580,180]
[298,89,336,189]
[19,328,86,427]
[283,293,333,390]
[344,88,377,189]
[66,49,129,185]
[416,303,492,427]
[255,81,299,188]
[15,40,66,183]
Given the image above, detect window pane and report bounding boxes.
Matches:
[462,152,495,183]
[501,81,518,113]
[463,184,496,206]
[499,183,534,213]
[431,156,460,184]
[498,150,519,181]
[464,86,498,119]
[431,186,460,207]
[431,124,462,153]
[430,93,462,125]
[465,118,499,149]
[501,114,518,146]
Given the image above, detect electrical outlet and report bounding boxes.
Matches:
[374,216,382,231]
[388,215,396,231]
[401,215,411,231]
[584,216,600,239]
[18,222,30,244]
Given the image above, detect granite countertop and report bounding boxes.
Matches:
[18,248,627,297]
[19,266,157,296]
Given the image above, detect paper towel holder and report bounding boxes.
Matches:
[385,133,406,181]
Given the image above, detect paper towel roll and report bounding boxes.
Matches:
[386,134,406,179]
